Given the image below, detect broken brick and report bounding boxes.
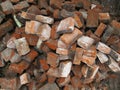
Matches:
[39,59,49,71]
[97,51,108,63]
[56,48,69,55]
[56,17,75,34]
[20,73,30,85]
[45,39,57,50]
[14,37,30,56]
[99,13,110,23]
[72,65,82,78]
[94,23,107,37]
[74,14,83,28]
[73,48,83,65]
[77,36,94,49]
[47,52,59,68]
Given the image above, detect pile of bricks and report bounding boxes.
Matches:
[0,0,120,90]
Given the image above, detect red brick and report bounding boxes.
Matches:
[39,59,49,71]
[71,76,82,88]
[53,9,61,19]
[37,73,47,83]
[47,52,59,68]
[22,34,39,46]
[45,39,57,50]
[8,60,29,74]
[72,65,82,78]
[94,23,107,37]
[23,49,38,63]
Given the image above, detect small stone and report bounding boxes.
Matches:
[25,20,41,34]
[73,48,83,65]
[20,73,30,85]
[14,37,30,56]
[59,61,72,77]
[96,42,111,54]
[97,51,108,63]
[77,36,94,49]
[35,15,54,24]
[37,24,51,41]
[57,17,75,34]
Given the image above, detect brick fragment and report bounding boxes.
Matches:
[57,39,67,49]
[39,59,49,71]
[72,65,82,78]
[48,76,56,83]
[37,24,51,41]
[38,0,48,9]
[20,11,36,20]
[90,65,99,79]
[7,37,16,49]
[108,56,120,72]
[23,49,38,63]
[57,75,70,87]
[82,46,97,66]
[60,9,74,18]
[37,73,47,83]
[73,48,83,65]
[27,5,41,15]
[60,28,83,48]
[94,23,107,37]
[96,42,111,54]
[50,0,62,9]
[109,49,120,62]
[14,1,29,12]
[20,73,30,85]
[8,60,29,74]
[0,0,14,14]
[47,67,60,77]
[25,20,41,34]
[56,48,69,55]
[35,15,54,24]
[101,25,114,42]
[97,51,108,63]
[99,13,110,23]
[111,20,120,35]
[22,34,39,46]
[74,14,83,28]
[53,9,61,19]
[36,38,43,49]
[57,17,75,34]
[47,52,59,68]
[39,83,59,90]
[86,10,98,28]
[59,61,72,77]
[77,36,94,49]
[14,37,30,56]
[0,19,13,38]
[45,39,57,50]
[0,78,19,90]
[1,48,20,63]
[71,76,82,88]
[81,64,89,78]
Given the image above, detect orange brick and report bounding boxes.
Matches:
[94,23,107,37]
[45,39,57,50]
[99,13,110,22]
[39,59,49,71]
[47,52,59,68]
